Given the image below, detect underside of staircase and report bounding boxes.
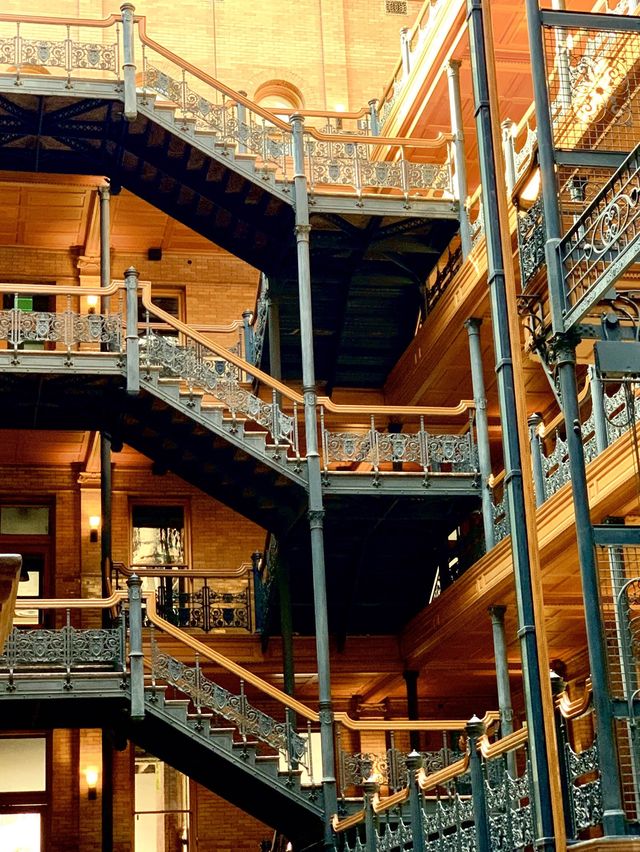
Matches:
[0,89,459,388]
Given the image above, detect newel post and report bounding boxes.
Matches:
[127,573,145,721]
[125,266,139,394]
[120,3,137,121]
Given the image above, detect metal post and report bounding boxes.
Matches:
[237,90,248,154]
[551,0,572,114]
[403,670,420,752]
[400,27,412,77]
[368,99,380,136]
[278,556,297,747]
[120,4,137,121]
[488,605,516,777]
[467,1,559,846]
[124,266,139,394]
[100,432,112,628]
[268,294,282,382]
[290,113,337,839]
[242,309,254,364]
[528,413,546,507]
[525,0,627,834]
[556,338,627,834]
[550,671,576,841]
[447,61,472,258]
[405,752,426,852]
[502,120,517,195]
[466,716,491,852]
[99,185,111,316]
[363,777,380,852]
[127,573,145,721]
[465,317,495,550]
[589,365,609,453]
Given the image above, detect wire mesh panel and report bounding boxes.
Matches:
[543,20,640,154]
[594,526,640,820]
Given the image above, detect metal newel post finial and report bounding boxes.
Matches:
[368,99,380,136]
[363,776,380,852]
[120,3,137,121]
[400,27,411,77]
[465,716,491,852]
[125,266,140,394]
[127,573,145,721]
[405,751,426,852]
[528,413,546,507]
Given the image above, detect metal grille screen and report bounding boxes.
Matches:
[595,529,640,820]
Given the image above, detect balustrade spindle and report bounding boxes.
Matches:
[194,653,203,728]
[239,678,247,742]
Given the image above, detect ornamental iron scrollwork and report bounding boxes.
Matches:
[422,791,476,852]
[156,581,251,632]
[151,645,307,763]
[542,431,571,499]
[0,309,121,349]
[517,196,546,289]
[565,740,603,832]
[144,331,295,447]
[322,423,476,474]
[485,763,535,850]
[0,624,124,670]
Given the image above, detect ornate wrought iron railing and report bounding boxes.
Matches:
[333,687,603,850]
[559,143,640,333]
[0,296,122,352]
[319,410,477,479]
[424,243,463,315]
[0,10,454,202]
[517,196,546,290]
[111,561,256,633]
[377,0,459,128]
[150,640,308,763]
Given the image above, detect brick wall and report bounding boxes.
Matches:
[193,784,273,852]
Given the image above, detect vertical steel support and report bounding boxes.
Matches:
[465,318,495,550]
[242,309,254,364]
[466,717,491,852]
[406,752,426,852]
[363,778,380,852]
[268,294,282,381]
[127,573,145,721]
[403,670,420,752]
[237,90,248,154]
[551,671,576,841]
[502,120,516,195]
[278,555,296,708]
[99,185,111,313]
[467,1,560,846]
[368,99,380,136]
[125,266,139,394]
[290,113,338,837]
[447,60,472,258]
[120,4,137,121]
[525,0,626,834]
[100,433,112,627]
[528,413,546,507]
[488,605,517,777]
[589,365,609,453]
[551,0,572,114]
[400,27,412,77]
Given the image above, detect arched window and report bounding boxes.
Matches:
[254,80,303,120]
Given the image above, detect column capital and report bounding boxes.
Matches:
[464,316,482,331]
[488,604,507,622]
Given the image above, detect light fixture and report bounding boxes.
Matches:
[89,515,100,543]
[84,766,99,800]
[86,294,99,315]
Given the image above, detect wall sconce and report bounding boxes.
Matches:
[86,294,99,315]
[84,766,99,800]
[89,515,100,543]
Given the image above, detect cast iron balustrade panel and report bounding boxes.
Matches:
[0,624,124,670]
[151,645,306,763]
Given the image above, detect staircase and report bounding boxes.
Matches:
[0,9,459,389]
[0,616,325,845]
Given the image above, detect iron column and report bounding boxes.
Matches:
[290,113,338,837]
[488,605,517,777]
[524,0,626,833]
[467,0,560,846]
[465,317,495,550]
[447,60,472,258]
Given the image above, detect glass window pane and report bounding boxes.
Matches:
[0,813,41,852]
[132,506,185,565]
[0,507,49,536]
[0,739,46,792]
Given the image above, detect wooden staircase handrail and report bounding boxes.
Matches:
[0,278,475,420]
[112,560,253,579]
[0,10,451,151]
